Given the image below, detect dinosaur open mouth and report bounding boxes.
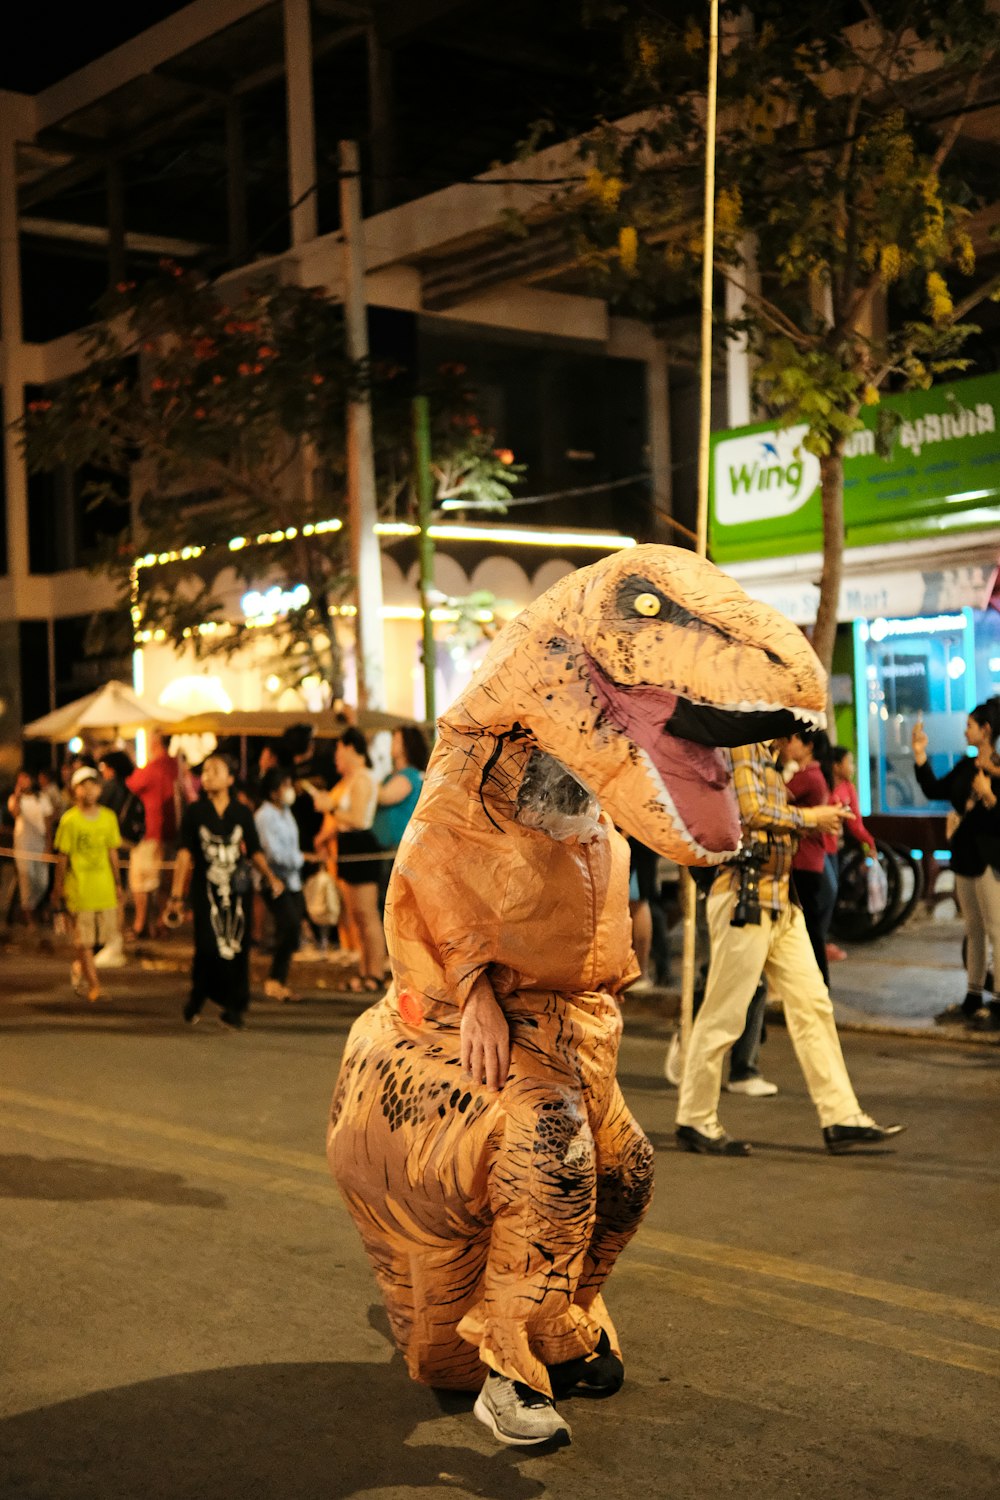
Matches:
[585,655,819,858]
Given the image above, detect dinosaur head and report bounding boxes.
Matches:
[444,544,826,864]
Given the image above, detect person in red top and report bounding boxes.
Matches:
[784,728,842,986]
[126,727,179,938]
[830,746,877,855]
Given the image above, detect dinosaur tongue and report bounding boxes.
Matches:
[611,687,738,851]
[586,662,738,852]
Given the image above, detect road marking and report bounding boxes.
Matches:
[630,1262,1000,1379]
[636,1227,1000,1333]
[1,1086,328,1176]
[2,1112,335,1208]
[5,1085,1000,1372]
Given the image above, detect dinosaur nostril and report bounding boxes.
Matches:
[764,648,782,666]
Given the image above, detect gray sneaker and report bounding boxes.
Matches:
[473,1373,571,1446]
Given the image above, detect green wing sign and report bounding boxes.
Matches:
[709,371,1000,564]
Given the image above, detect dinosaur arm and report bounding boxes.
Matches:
[616,948,642,995]
[388,817,511,1011]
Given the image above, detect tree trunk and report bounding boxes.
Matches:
[812,439,846,695]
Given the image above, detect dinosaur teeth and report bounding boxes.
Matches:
[676,695,827,732]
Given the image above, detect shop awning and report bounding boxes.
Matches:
[23,681,186,740]
[724,532,1000,625]
[167,707,421,738]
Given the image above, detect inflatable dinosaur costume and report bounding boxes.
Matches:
[327,545,825,1438]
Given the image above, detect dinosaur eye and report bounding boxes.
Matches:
[633,592,661,618]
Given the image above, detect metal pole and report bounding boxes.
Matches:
[412,395,437,725]
[680,0,721,1054]
[283,0,319,246]
[225,96,249,267]
[339,138,385,710]
[695,0,720,558]
[106,161,125,290]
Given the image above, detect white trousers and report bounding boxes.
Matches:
[676,886,860,1133]
[955,870,1000,996]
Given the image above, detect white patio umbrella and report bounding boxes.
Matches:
[22,680,184,741]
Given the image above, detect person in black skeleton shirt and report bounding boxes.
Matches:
[167,753,284,1029]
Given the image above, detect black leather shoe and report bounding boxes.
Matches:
[823,1121,905,1153]
[971,1002,1000,1032]
[934,1001,976,1026]
[676,1125,751,1157]
[548,1330,624,1399]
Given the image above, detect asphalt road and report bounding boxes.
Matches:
[2,951,998,1500]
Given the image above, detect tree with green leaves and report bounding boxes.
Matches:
[20,267,520,700]
[555,0,1000,672]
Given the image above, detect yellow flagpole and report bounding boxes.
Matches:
[680,0,720,1054]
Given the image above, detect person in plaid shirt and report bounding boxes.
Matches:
[675,741,905,1157]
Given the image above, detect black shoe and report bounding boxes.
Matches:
[823,1118,905,1153]
[218,1010,246,1030]
[548,1330,624,1399]
[182,999,202,1026]
[675,1125,751,1157]
[970,1002,1000,1032]
[935,999,978,1026]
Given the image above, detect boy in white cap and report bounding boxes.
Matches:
[52,766,124,1003]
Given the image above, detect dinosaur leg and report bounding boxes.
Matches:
[361,1226,494,1391]
[573,1082,655,1354]
[328,996,500,1391]
[456,1071,605,1398]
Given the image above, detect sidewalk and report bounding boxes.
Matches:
[824,909,992,1039]
[1,906,995,1043]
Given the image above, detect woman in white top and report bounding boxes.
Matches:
[8,770,51,924]
[317,728,386,993]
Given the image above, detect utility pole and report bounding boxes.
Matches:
[680,0,721,1055]
[412,395,437,725]
[339,139,385,710]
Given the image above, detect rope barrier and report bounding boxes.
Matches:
[0,845,398,869]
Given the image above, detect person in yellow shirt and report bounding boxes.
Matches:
[52,766,123,1003]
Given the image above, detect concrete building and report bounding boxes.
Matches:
[3,0,997,834]
[0,0,706,768]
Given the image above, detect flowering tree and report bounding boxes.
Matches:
[556,0,1000,671]
[20,267,520,698]
[375,359,523,518]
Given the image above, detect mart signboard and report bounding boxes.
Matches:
[710,371,1000,564]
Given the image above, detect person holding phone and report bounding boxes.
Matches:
[912,700,1000,1024]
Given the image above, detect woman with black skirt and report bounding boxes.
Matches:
[311,728,386,993]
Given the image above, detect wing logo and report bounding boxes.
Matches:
[714,425,820,525]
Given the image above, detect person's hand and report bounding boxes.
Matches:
[269,877,285,900]
[460,984,510,1091]
[812,804,850,834]
[911,722,928,763]
[972,768,997,806]
[945,809,961,841]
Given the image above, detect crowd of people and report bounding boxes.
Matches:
[4,699,998,1054]
[2,720,430,1022]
